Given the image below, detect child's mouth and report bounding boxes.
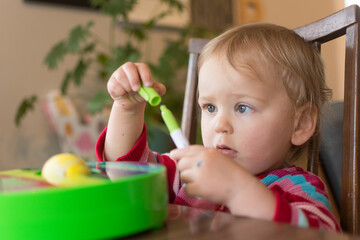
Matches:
[216,145,238,157]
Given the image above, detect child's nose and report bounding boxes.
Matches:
[214,114,234,134]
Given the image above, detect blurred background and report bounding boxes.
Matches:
[0,0,351,170]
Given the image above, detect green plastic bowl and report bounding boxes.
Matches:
[0,162,168,240]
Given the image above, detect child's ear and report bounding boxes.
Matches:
[291,103,318,146]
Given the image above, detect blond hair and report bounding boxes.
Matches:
[198,23,332,163]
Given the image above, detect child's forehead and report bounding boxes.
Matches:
[202,51,279,83]
[198,55,285,96]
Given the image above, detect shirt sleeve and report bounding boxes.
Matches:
[267,171,341,232]
[95,124,178,202]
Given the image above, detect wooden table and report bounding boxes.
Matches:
[124,204,359,240]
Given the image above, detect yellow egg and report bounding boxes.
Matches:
[42,153,90,185]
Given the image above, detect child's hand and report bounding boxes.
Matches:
[170,145,248,205]
[170,145,276,219]
[107,62,166,109]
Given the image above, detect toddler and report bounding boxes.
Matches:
[96,23,341,232]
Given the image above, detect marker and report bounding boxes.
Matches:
[139,86,190,192]
[160,105,189,149]
[138,85,189,149]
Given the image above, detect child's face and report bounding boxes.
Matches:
[198,56,297,175]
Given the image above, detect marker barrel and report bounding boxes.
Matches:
[170,129,190,149]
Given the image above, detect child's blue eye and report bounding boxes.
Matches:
[236,104,252,114]
[206,104,216,113]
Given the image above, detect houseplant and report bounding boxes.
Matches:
[15,0,216,156]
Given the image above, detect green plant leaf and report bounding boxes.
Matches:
[143,10,169,29]
[99,70,108,80]
[87,90,112,114]
[15,95,38,127]
[124,26,147,41]
[97,52,109,65]
[73,59,91,86]
[86,21,95,28]
[67,24,92,52]
[90,0,138,19]
[161,0,184,12]
[44,21,95,70]
[81,42,96,54]
[44,41,67,69]
[61,71,72,95]
[96,52,111,80]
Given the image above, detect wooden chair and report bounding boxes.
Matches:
[180,5,360,234]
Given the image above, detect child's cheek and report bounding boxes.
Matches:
[200,120,213,146]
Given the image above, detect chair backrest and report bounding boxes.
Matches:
[181,5,360,234]
[320,101,344,209]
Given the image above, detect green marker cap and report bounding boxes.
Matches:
[138,86,162,106]
[160,105,180,133]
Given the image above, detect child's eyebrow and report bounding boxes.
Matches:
[231,93,267,104]
[198,93,266,105]
[198,95,214,102]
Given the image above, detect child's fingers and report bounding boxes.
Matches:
[122,62,142,91]
[135,63,153,87]
[107,74,127,99]
[108,66,133,92]
[177,156,196,172]
[169,147,189,161]
[108,62,167,104]
[170,145,202,160]
[152,82,166,96]
[183,182,202,197]
[170,145,205,171]
[169,148,190,171]
[179,168,195,183]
